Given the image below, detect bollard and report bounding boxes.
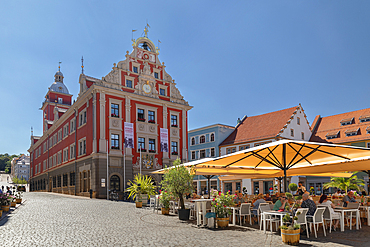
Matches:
[89,189,93,199]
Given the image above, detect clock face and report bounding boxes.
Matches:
[142,84,151,94]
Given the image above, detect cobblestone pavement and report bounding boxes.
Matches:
[1,192,370,246]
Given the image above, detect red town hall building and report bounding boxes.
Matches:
[28,31,192,198]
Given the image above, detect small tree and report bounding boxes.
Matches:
[126,174,156,201]
[323,175,365,195]
[160,158,195,210]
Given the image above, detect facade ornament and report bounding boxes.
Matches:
[102,68,119,84]
[138,124,145,131]
[112,119,119,127]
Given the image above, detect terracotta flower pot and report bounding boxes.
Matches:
[11,201,16,207]
[136,201,142,208]
[161,207,170,215]
[1,205,10,212]
[16,198,22,204]
[0,209,2,217]
[281,229,300,245]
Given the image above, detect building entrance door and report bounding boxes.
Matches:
[110,175,120,191]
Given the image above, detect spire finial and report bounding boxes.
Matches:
[81,56,84,74]
[58,61,62,71]
[31,126,33,136]
[144,22,150,38]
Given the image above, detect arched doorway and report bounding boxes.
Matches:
[110,175,120,191]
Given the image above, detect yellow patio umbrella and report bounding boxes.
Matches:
[193,140,370,192]
[217,172,353,181]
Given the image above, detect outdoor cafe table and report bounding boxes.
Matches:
[262,210,287,233]
[359,205,370,226]
[193,199,213,226]
[334,207,360,232]
[226,206,240,226]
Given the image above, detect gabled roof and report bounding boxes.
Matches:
[220,105,302,146]
[310,108,370,143]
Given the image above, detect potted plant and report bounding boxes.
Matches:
[0,192,12,212]
[210,190,235,228]
[279,211,301,245]
[126,174,156,208]
[160,158,195,220]
[159,190,172,215]
[15,191,23,204]
[10,195,16,207]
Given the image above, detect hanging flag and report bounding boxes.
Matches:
[160,128,168,152]
[147,23,151,28]
[132,29,137,32]
[158,40,161,43]
[124,122,134,148]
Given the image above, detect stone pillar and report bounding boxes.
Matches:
[99,92,106,152]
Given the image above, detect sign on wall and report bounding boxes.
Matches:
[124,122,134,149]
[160,128,168,152]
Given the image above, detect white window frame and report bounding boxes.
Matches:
[70,144,76,160]
[78,108,87,127]
[78,138,87,156]
[124,75,135,88]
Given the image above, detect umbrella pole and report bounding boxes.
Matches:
[283,169,287,193]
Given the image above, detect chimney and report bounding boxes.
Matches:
[237,118,241,124]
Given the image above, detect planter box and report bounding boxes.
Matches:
[281,229,300,245]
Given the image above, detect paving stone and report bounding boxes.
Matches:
[1,192,370,246]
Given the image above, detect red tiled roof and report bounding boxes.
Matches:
[310,108,370,144]
[220,106,299,146]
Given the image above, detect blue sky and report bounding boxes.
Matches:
[1,1,370,155]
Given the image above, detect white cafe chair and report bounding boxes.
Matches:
[307,207,326,238]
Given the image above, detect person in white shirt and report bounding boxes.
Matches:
[319,194,340,230]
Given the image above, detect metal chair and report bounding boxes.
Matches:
[254,202,269,224]
[307,207,326,238]
[318,205,341,233]
[345,202,361,229]
[236,203,252,226]
[259,204,280,232]
[295,208,309,238]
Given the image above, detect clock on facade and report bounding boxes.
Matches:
[142,83,151,94]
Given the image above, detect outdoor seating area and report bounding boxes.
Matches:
[144,140,370,245]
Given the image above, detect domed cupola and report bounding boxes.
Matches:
[49,66,69,94]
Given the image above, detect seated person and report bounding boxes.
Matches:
[191,192,200,200]
[234,193,245,205]
[319,194,340,230]
[264,193,272,201]
[273,195,288,211]
[252,194,266,214]
[301,192,316,217]
[333,189,342,197]
[342,191,356,207]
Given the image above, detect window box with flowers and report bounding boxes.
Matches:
[111,113,119,118]
[149,150,156,153]
[138,148,147,152]
[171,124,178,128]
[138,118,146,122]
[171,151,178,155]
[148,120,156,124]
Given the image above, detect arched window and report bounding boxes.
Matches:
[210,133,215,142]
[200,135,205,144]
[191,137,195,145]
[110,175,120,191]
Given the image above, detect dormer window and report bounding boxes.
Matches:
[326,131,339,140]
[359,115,370,123]
[340,118,354,126]
[345,128,359,137]
[367,126,370,134]
[133,66,138,73]
[154,72,159,79]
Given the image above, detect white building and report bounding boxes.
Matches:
[219,104,312,194]
[11,154,30,181]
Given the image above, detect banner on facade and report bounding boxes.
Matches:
[160,128,168,152]
[124,122,134,149]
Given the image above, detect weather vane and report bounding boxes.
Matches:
[58,61,62,71]
[81,56,84,74]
